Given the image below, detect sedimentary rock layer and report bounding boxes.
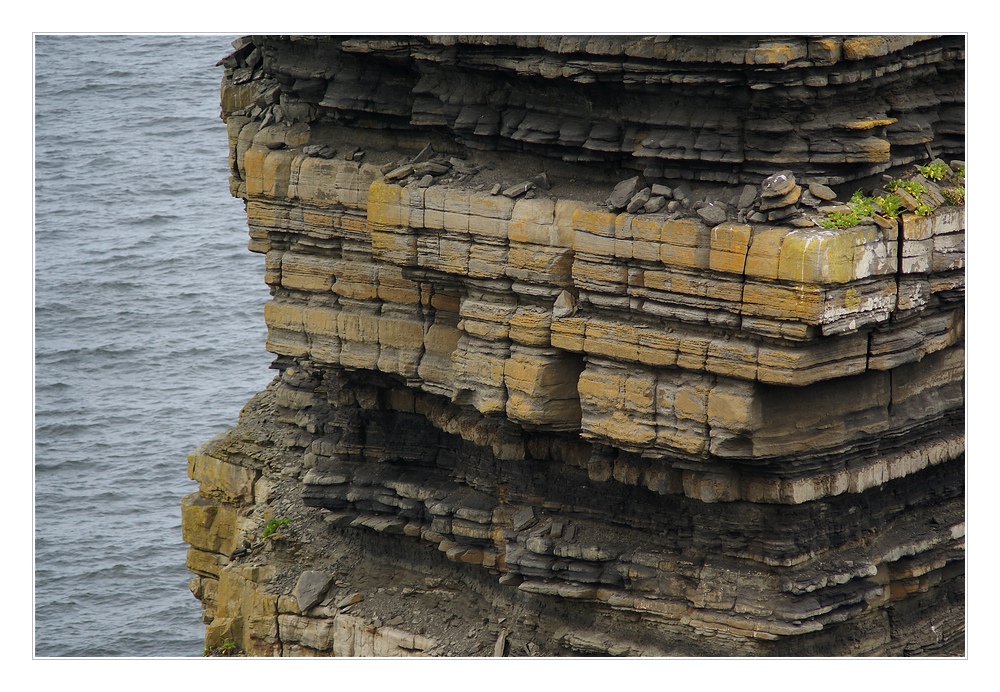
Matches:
[231,34,964,185]
[184,35,965,657]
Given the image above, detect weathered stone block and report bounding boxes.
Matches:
[281,252,335,292]
[744,226,790,280]
[181,492,239,557]
[571,207,617,237]
[188,443,259,503]
[709,222,752,274]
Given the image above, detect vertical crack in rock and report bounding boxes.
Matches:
[185,34,965,657]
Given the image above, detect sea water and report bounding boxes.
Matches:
[34,34,273,657]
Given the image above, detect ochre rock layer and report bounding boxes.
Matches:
[184,35,965,657]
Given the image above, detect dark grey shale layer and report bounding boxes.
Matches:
[34,35,272,657]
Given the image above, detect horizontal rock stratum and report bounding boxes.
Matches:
[184,35,965,656]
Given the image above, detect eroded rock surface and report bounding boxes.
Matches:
[184,35,965,657]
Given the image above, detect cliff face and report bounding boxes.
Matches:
[183,35,965,656]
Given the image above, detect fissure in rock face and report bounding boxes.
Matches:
[183,35,965,657]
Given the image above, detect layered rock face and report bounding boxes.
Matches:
[183,35,965,656]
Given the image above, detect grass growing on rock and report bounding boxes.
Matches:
[820,189,898,229]
[261,517,291,540]
[918,161,950,182]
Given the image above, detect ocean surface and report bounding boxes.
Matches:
[34,34,274,657]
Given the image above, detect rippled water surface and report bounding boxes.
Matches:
[35,35,273,657]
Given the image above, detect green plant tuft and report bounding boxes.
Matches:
[204,638,241,657]
[883,178,926,198]
[819,189,883,229]
[261,517,291,540]
[819,210,859,229]
[849,189,878,217]
[874,193,904,218]
[917,161,950,182]
[941,186,965,206]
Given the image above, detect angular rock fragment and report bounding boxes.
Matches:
[607,176,644,210]
[737,184,757,209]
[293,571,334,612]
[808,182,837,200]
[643,196,667,214]
[651,183,673,199]
[531,172,552,190]
[697,202,727,225]
[413,161,451,176]
[761,170,796,197]
[385,164,414,181]
[503,181,536,198]
[626,187,652,213]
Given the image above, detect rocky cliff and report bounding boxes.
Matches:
[183,35,965,657]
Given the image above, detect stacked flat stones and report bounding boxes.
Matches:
[239,34,964,185]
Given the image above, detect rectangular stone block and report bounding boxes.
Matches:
[710,222,752,274]
[636,328,680,367]
[506,244,573,286]
[705,338,758,380]
[188,442,259,503]
[280,252,335,292]
[366,180,404,230]
[654,374,709,456]
[901,238,933,273]
[571,206,617,237]
[264,299,305,332]
[776,225,895,285]
[331,259,379,300]
[244,146,294,199]
[509,306,553,346]
[504,348,584,429]
[584,320,639,362]
[550,316,586,352]
[470,192,515,221]
[744,226,790,280]
[579,362,656,448]
[376,266,421,304]
[417,316,461,392]
[468,214,509,242]
[932,232,965,272]
[295,158,360,207]
[776,228,853,284]
[573,254,628,294]
[741,281,825,323]
[573,230,617,257]
[468,244,509,278]
[437,237,471,276]
[181,492,239,557]
[422,187,447,230]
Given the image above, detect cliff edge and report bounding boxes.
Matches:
[183,35,965,656]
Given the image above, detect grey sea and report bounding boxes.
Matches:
[34,34,273,657]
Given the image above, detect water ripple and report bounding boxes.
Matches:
[35,34,272,657]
